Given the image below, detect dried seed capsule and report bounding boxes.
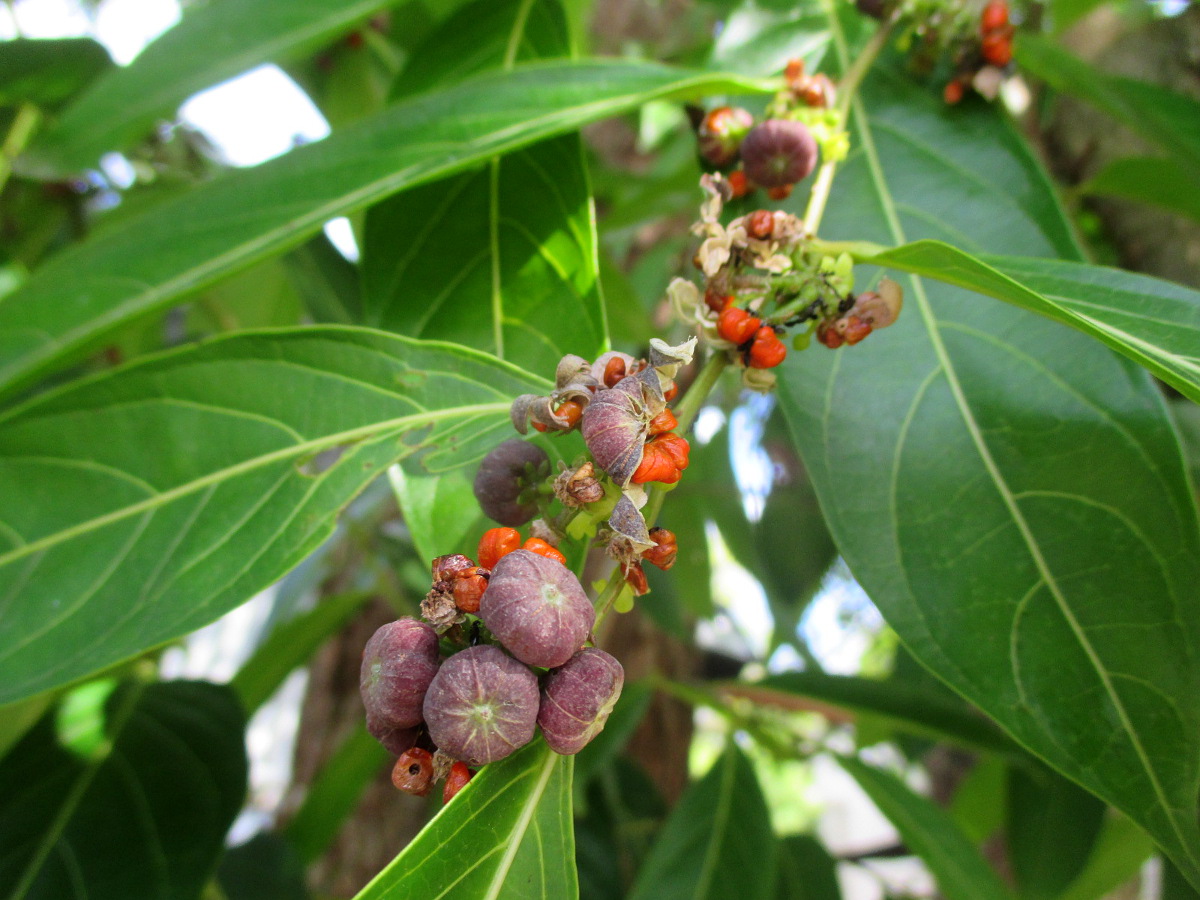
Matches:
[740,120,818,189]
[423,645,540,766]
[480,549,595,668]
[360,618,440,732]
[643,527,678,571]
[473,439,550,527]
[443,761,473,803]
[538,649,625,755]
[392,747,434,795]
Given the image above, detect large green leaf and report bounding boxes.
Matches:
[775,835,841,900]
[734,671,1019,757]
[0,39,112,108]
[0,328,547,705]
[0,61,765,399]
[21,0,398,175]
[838,757,1011,900]
[830,239,1200,404]
[354,739,576,899]
[366,0,607,558]
[0,680,246,900]
[1058,815,1155,900]
[628,743,776,900]
[1016,36,1200,173]
[1006,765,1106,899]
[1081,156,1200,226]
[777,41,1200,886]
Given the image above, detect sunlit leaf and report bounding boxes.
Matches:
[0,328,547,704]
[354,739,576,899]
[0,61,766,399]
[22,0,400,174]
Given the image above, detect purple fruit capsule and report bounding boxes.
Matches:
[740,119,818,188]
[538,649,625,755]
[473,439,550,527]
[360,617,440,731]
[423,645,540,766]
[480,550,595,669]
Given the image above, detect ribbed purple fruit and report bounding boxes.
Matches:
[473,439,550,527]
[360,618,440,732]
[740,119,818,188]
[480,550,595,668]
[423,645,540,766]
[538,649,625,755]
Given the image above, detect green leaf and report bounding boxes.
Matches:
[1006,765,1106,898]
[1080,156,1200,225]
[366,0,607,560]
[949,757,1007,844]
[362,0,605,374]
[628,743,777,900]
[231,590,372,714]
[0,60,766,400]
[0,327,548,705]
[776,55,1200,883]
[21,0,399,175]
[1015,35,1200,172]
[283,234,363,325]
[735,671,1019,757]
[709,0,831,78]
[0,39,112,108]
[387,463,486,563]
[284,727,389,866]
[836,239,1200,404]
[838,756,1012,900]
[218,833,310,900]
[775,834,842,900]
[0,680,246,900]
[1057,816,1154,900]
[354,738,576,899]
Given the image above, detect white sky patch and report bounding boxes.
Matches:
[693,405,725,445]
[180,64,330,167]
[93,0,179,63]
[324,216,360,262]
[696,521,773,660]
[729,392,775,522]
[800,567,883,675]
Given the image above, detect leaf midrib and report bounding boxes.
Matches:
[0,401,510,570]
[482,749,559,900]
[843,51,1191,865]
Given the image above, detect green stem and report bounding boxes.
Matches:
[0,103,41,195]
[643,350,729,528]
[801,12,898,236]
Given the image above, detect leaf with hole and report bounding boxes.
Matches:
[0,328,547,705]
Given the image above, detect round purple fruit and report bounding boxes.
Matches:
[423,645,540,766]
[360,617,440,731]
[740,119,818,188]
[473,439,550,527]
[480,549,595,669]
[538,649,625,755]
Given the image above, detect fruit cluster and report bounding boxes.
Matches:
[361,548,624,800]
[669,176,904,393]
